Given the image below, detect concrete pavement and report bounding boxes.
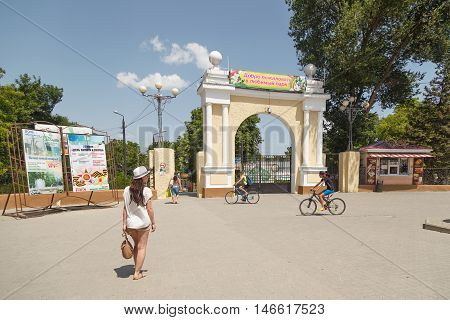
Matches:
[0,192,449,299]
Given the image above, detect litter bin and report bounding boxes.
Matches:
[375,180,383,192]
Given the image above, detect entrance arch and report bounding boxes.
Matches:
[196,52,330,198]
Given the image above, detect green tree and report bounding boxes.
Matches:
[112,139,149,177]
[374,63,449,165]
[0,69,71,181]
[375,101,415,141]
[173,107,203,175]
[406,63,449,166]
[286,0,449,152]
[235,115,262,159]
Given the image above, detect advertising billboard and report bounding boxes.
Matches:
[68,134,109,192]
[22,129,64,195]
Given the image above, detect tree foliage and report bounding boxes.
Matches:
[376,63,449,166]
[0,68,71,178]
[235,115,262,159]
[111,139,148,177]
[173,107,203,175]
[286,0,449,152]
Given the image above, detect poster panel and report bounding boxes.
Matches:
[68,134,109,192]
[366,158,377,185]
[413,158,424,185]
[22,129,64,195]
[34,124,93,155]
[229,69,306,92]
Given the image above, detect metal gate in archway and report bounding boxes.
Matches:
[237,154,291,193]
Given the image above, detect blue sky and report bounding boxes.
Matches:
[0,0,436,154]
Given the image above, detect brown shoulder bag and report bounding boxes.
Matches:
[121,232,134,259]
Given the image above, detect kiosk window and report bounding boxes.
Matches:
[380,158,409,176]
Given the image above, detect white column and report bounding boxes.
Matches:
[222,104,229,165]
[205,103,213,166]
[302,110,310,166]
[316,111,323,166]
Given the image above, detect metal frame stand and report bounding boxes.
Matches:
[2,121,120,218]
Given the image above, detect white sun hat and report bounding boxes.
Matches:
[133,166,151,180]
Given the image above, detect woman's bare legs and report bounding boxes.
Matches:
[127,229,138,265]
[133,230,150,280]
[127,228,150,280]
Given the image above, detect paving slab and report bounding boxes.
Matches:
[0,192,449,299]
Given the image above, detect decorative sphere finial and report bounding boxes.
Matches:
[209,51,222,67]
[304,63,317,79]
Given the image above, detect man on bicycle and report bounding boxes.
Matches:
[235,171,250,200]
[312,171,334,211]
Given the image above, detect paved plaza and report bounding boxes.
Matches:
[0,192,449,300]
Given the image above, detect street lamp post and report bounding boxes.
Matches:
[139,83,179,148]
[339,97,370,151]
[113,110,127,175]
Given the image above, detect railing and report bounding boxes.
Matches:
[423,168,449,185]
[326,153,339,191]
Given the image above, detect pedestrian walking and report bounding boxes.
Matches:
[122,166,156,280]
[169,173,182,204]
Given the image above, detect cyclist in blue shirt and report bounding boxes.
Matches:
[312,171,335,211]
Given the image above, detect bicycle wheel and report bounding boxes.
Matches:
[327,198,346,215]
[299,198,317,215]
[225,191,238,204]
[246,191,260,204]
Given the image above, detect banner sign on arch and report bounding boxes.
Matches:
[229,69,306,93]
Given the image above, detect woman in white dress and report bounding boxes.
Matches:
[122,166,156,280]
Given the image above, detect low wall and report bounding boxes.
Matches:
[202,188,232,198]
[359,185,450,192]
[1,189,158,211]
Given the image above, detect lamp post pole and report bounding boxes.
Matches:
[340,97,370,151]
[156,92,163,148]
[139,83,179,148]
[113,111,127,175]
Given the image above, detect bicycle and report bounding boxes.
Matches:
[298,190,346,215]
[225,185,260,204]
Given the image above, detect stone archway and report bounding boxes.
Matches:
[196,52,330,198]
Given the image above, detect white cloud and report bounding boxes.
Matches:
[162,42,212,70]
[140,35,166,52]
[185,43,211,70]
[116,72,189,90]
[162,43,193,65]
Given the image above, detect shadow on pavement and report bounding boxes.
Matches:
[114,265,148,278]
[114,265,135,278]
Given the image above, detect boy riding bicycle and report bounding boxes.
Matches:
[311,171,335,211]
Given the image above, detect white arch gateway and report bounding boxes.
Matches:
[196,52,330,197]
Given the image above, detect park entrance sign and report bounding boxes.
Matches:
[196,51,330,198]
[229,69,306,93]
